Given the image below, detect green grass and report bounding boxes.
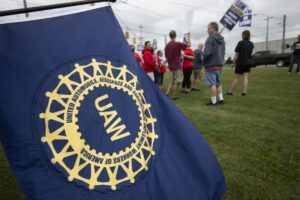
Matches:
[1,67,300,199]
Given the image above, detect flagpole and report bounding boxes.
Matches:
[0,0,116,17]
[219,26,225,34]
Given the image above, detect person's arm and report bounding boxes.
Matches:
[183,49,195,60]
[199,51,203,64]
[184,55,195,59]
[178,42,188,50]
[223,40,226,60]
[232,52,239,68]
[137,54,143,66]
[164,47,168,61]
[232,42,241,67]
[153,54,160,69]
[144,52,157,68]
[203,38,213,58]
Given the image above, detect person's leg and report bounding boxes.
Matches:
[198,68,204,90]
[182,69,187,90]
[192,69,200,90]
[172,70,183,99]
[160,73,164,89]
[217,86,223,101]
[153,70,158,84]
[228,74,241,94]
[166,71,174,96]
[210,85,217,104]
[186,68,193,91]
[205,71,218,105]
[288,54,295,73]
[158,73,162,87]
[296,56,300,74]
[242,73,249,94]
[192,70,196,89]
[216,70,224,103]
[173,83,180,99]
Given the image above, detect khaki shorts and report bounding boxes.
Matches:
[193,68,204,81]
[171,69,183,85]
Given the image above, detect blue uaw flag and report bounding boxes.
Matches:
[0,6,226,200]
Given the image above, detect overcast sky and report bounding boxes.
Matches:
[1,0,300,57]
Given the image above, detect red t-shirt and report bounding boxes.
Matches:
[165,41,187,71]
[157,55,166,74]
[142,48,156,73]
[182,48,194,69]
[134,52,143,65]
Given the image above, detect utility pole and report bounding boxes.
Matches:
[137,25,144,45]
[23,0,29,17]
[254,13,282,52]
[282,14,286,53]
[165,34,167,46]
[266,16,269,51]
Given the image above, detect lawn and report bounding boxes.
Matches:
[1,67,299,199]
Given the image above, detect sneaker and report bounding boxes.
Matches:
[241,93,247,96]
[218,100,225,105]
[171,97,179,101]
[226,92,233,96]
[206,101,218,106]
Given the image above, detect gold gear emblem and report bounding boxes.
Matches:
[39,59,158,191]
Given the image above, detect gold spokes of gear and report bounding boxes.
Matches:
[39,59,158,191]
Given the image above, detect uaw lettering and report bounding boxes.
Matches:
[95,94,130,141]
[38,58,158,191]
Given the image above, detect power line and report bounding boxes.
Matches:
[125,2,206,28]
[115,12,138,38]
[166,0,223,13]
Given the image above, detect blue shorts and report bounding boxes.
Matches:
[205,70,222,87]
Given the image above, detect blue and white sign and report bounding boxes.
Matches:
[152,39,158,50]
[137,44,144,51]
[239,10,252,27]
[183,33,189,43]
[233,0,248,11]
[220,0,249,31]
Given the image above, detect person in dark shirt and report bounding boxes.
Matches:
[165,30,188,100]
[227,30,254,96]
[288,34,300,75]
[203,22,225,105]
[192,43,204,91]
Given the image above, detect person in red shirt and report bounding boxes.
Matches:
[130,44,143,66]
[154,50,167,89]
[182,44,195,93]
[142,41,157,81]
[165,30,188,100]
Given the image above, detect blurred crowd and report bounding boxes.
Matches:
[131,21,300,106]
